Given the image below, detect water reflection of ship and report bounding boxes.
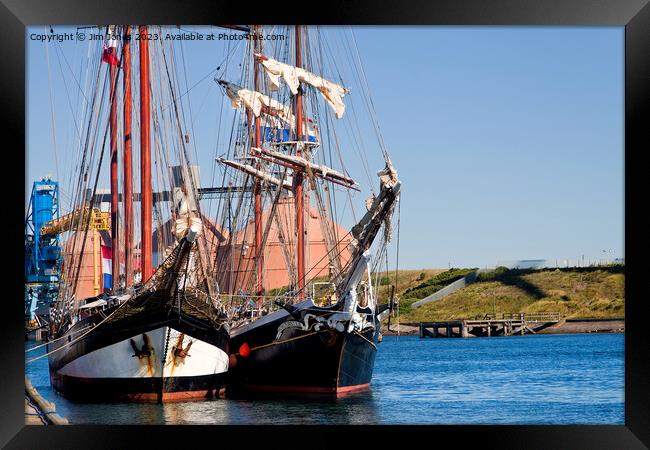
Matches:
[161,398,232,425]
[146,392,380,424]
[199,391,380,425]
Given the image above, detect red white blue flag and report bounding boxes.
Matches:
[101,244,112,290]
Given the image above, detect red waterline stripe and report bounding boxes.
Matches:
[126,388,225,403]
[239,383,370,395]
[336,383,370,394]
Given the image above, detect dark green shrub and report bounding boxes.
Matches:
[403,268,478,299]
[477,266,510,282]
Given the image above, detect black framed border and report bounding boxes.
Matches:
[2,0,648,448]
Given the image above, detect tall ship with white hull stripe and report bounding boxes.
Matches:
[47,228,230,402]
[43,25,230,403]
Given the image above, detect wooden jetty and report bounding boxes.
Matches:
[25,398,47,425]
[25,377,69,425]
[419,312,561,338]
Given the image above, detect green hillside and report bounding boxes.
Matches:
[388,266,624,323]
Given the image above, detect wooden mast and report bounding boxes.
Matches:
[254,26,264,302]
[294,25,306,299]
[139,26,152,283]
[109,25,119,291]
[123,25,133,287]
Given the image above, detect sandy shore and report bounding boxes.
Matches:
[536,319,624,334]
[381,323,420,336]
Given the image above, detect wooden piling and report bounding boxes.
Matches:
[418,314,560,339]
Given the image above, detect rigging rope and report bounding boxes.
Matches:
[44,31,60,183]
[394,194,402,336]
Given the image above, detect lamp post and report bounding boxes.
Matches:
[603,249,613,265]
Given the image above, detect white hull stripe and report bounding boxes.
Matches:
[57,326,229,379]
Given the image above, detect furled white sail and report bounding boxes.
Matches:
[254,54,349,119]
[251,147,357,188]
[217,79,322,143]
[217,158,293,191]
[216,79,294,125]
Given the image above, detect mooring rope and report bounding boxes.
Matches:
[25,294,137,364]
[25,324,94,353]
[353,330,377,350]
[237,330,320,355]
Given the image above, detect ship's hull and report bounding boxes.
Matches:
[48,309,229,403]
[227,304,379,398]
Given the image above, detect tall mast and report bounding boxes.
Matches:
[139,25,152,283]
[123,25,133,287]
[109,25,119,291]
[254,26,264,302]
[294,25,306,299]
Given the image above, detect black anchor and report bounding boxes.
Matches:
[129,333,153,359]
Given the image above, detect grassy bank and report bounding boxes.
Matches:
[377,266,624,323]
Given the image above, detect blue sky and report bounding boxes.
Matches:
[26,26,624,269]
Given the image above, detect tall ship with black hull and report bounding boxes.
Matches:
[227,164,399,396]
[211,25,401,397]
[42,25,230,402]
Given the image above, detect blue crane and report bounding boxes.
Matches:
[25,177,62,323]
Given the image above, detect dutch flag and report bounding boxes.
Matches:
[101,244,112,291]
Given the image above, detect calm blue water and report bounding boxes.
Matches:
[25,333,624,424]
